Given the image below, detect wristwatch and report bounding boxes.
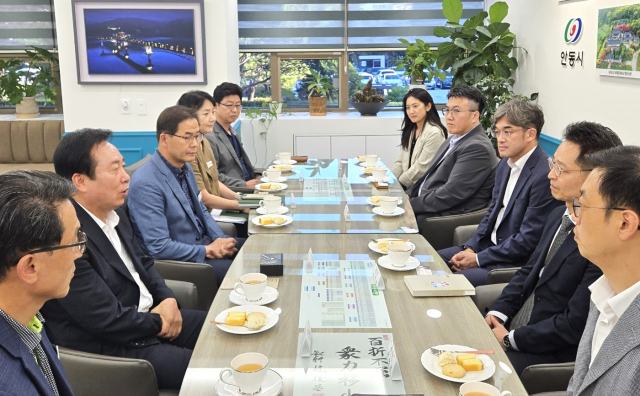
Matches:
[502,333,511,350]
[234,192,242,201]
[462,245,476,253]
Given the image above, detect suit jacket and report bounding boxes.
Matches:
[489,205,602,361]
[128,151,227,263]
[463,145,562,267]
[406,124,498,223]
[567,294,640,396]
[205,121,256,188]
[42,202,175,354]
[0,315,74,396]
[390,123,446,188]
[188,138,221,197]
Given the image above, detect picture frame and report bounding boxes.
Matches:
[72,0,206,84]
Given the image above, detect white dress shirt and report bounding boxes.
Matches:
[78,204,154,313]
[588,276,640,367]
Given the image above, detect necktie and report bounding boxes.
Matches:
[33,343,59,396]
[509,215,575,330]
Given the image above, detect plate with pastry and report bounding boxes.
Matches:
[255,182,288,192]
[273,159,297,165]
[269,164,295,172]
[366,196,403,206]
[213,305,280,335]
[368,238,416,254]
[421,345,495,383]
[252,215,293,228]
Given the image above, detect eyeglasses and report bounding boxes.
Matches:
[25,230,87,255]
[218,103,242,111]
[572,197,640,230]
[490,128,525,138]
[166,133,204,143]
[441,108,477,117]
[548,158,590,177]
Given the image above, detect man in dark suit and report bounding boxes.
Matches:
[43,129,206,390]
[0,170,78,396]
[485,122,622,376]
[406,85,498,224]
[438,100,562,286]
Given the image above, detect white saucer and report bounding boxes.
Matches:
[255,183,287,192]
[252,215,293,228]
[268,165,295,172]
[368,239,416,255]
[273,159,297,165]
[260,176,287,183]
[215,368,284,396]
[214,305,279,335]
[229,286,279,306]
[256,206,289,215]
[421,344,496,383]
[367,175,391,183]
[372,207,406,217]
[357,161,379,167]
[377,255,420,271]
[366,197,403,206]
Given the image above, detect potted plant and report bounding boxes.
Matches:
[348,79,389,116]
[396,38,444,89]
[245,100,286,137]
[0,46,59,119]
[307,70,334,116]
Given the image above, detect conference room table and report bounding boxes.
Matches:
[247,158,419,235]
[180,234,527,396]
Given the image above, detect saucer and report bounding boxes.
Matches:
[368,239,416,255]
[357,161,380,167]
[215,368,284,396]
[421,345,495,383]
[268,165,295,172]
[260,176,287,183]
[273,159,297,165]
[214,305,279,335]
[377,255,420,271]
[229,286,279,306]
[255,183,287,192]
[367,175,391,183]
[256,206,289,215]
[252,215,293,228]
[372,207,406,217]
[366,197,403,206]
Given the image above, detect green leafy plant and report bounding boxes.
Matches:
[435,0,519,87]
[307,70,334,103]
[351,79,386,103]
[0,46,59,105]
[396,38,445,84]
[474,75,538,131]
[245,100,286,137]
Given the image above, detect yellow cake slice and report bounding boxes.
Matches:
[225,312,246,326]
[459,358,483,372]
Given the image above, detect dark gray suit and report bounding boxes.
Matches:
[205,121,256,188]
[406,124,498,224]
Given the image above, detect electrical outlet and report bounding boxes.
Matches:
[120,99,131,114]
[135,99,147,115]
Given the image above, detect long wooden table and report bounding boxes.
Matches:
[180,234,527,396]
[247,159,419,234]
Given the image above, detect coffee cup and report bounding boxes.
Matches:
[459,382,513,396]
[234,273,268,302]
[220,352,271,395]
[379,196,398,214]
[364,154,379,166]
[276,152,292,163]
[259,195,282,214]
[262,169,281,182]
[387,243,412,267]
[372,167,388,182]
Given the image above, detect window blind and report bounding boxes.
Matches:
[0,0,56,50]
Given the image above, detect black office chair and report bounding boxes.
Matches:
[419,208,488,251]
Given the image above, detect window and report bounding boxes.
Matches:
[0,0,57,50]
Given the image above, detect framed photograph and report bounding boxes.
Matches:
[72,0,206,84]
[596,3,640,79]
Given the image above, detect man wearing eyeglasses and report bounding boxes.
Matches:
[206,82,261,189]
[406,85,498,225]
[43,128,207,390]
[567,146,640,395]
[0,170,78,395]
[128,105,244,287]
[484,122,621,377]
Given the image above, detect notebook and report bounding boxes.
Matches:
[404,274,475,297]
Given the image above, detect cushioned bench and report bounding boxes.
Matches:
[0,118,64,173]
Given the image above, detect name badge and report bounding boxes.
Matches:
[206,161,213,168]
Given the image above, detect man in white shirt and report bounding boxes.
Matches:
[567,145,640,395]
[438,100,561,286]
[42,129,206,390]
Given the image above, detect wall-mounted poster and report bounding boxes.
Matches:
[596,3,640,79]
[72,0,206,84]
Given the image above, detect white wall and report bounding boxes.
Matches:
[53,0,240,132]
[486,0,640,144]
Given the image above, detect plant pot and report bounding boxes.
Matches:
[15,96,39,119]
[309,96,327,116]
[348,100,390,116]
[408,84,427,91]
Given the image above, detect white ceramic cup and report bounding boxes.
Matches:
[372,167,388,182]
[259,195,282,214]
[234,273,268,302]
[262,169,281,182]
[459,381,513,396]
[364,154,379,166]
[379,196,398,214]
[276,152,292,163]
[387,243,412,267]
[219,352,270,395]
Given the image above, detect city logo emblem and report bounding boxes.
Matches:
[565,18,583,43]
